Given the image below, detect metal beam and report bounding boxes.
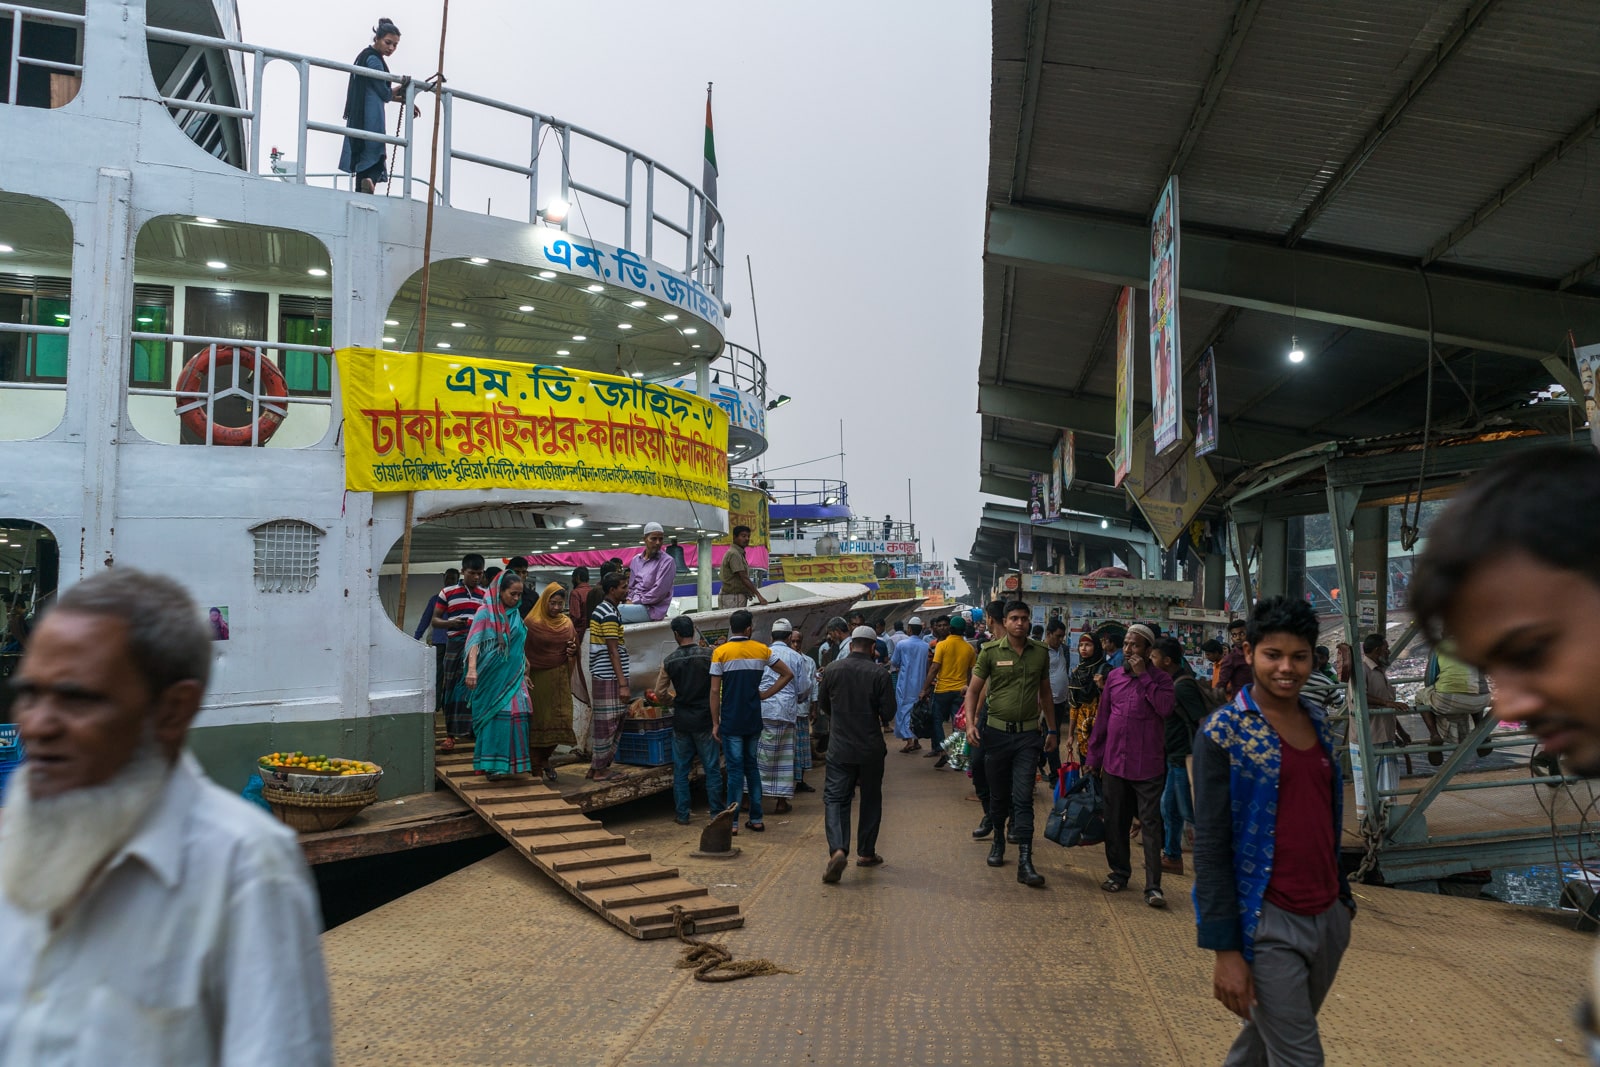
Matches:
[977,381,1327,462]
[1426,104,1600,267]
[1164,0,1264,183]
[1304,346,1473,434]
[1559,251,1600,292]
[986,202,1600,360]
[981,435,1106,476]
[1283,0,1503,245]
[1008,0,1053,201]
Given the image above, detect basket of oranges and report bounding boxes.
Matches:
[257,752,384,832]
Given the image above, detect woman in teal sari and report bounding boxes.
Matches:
[464,571,533,778]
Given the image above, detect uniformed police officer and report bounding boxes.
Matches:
[963,599,1057,887]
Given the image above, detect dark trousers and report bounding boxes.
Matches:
[1038,701,1066,782]
[982,725,1044,843]
[930,690,962,747]
[1103,770,1166,888]
[972,735,990,806]
[433,642,446,710]
[824,757,884,857]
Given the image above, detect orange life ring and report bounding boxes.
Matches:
[174,346,289,446]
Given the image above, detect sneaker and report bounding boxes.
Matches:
[675,815,691,826]
[1145,887,1166,909]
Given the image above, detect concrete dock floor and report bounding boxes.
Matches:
[325,749,1592,1065]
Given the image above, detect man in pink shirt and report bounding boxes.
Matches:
[1086,622,1176,908]
[621,522,677,622]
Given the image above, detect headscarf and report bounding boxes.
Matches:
[465,571,528,719]
[465,570,524,663]
[524,582,574,670]
[1068,631,1104,704]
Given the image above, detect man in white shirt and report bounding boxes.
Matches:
[0,569,332,1067]
[756,618,812,815]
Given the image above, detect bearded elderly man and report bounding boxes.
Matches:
[0,569,331,1067]
[621,521,677,623]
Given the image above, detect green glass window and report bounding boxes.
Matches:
[279,314,331,396]
[28,296,68,382]
[130,303,170,386]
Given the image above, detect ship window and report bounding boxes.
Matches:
[129,285,174,387]
[0,277,71,385]
[278,296,333,397]
[0,11,83,110]
[251,520,322,594]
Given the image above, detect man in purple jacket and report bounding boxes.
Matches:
[1086,622,1176,908]
[621,522,677,622]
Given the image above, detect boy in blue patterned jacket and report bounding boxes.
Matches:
[1192,596,1355,1066]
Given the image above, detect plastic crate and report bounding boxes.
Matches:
[617,726,673,767]
[623,713,673,733]
[1,726,25,807]
[0,761,15,807]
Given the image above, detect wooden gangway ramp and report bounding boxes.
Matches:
[433,751,743,940]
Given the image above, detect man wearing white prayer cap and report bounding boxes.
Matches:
[621,521,675,623]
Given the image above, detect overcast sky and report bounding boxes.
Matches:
[240,1,991,591]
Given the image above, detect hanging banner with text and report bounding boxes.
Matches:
[715,484,770,548]
[336,348,729,507]
[1150,176,1182,456]
[767,555,876,583]
[1195,346,1219,457]
[1113,286,1135,486]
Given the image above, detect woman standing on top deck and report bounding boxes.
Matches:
[464,571,534,780]
[524,582,579,783]
[340,18,405,194]
[1066,631,1104,763]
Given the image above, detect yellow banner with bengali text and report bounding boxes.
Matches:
[768,555,875,583]
[714,485,769,548]
[336,348,729,507]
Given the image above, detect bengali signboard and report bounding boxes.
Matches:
[1195,346,1219,458]
[715,485,770,548]
[337,348,729,506]
[1149,177,1182,456]
[869,579,919,601]
[768,555,876,583]
[1113,286,1135,486]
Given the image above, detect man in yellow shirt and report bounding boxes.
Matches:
[921,614,976,761]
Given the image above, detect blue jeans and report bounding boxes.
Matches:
[930,690,963,748]
[1161,763,1194,859]
[722,731,763,822]
[673,728,725,821]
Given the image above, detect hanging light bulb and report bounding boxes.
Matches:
[1100,518,1109,530]
[1288,335,1306,364]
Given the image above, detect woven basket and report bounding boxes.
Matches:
[262,784,378,833]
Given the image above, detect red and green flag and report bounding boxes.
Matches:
[703,83,718,204]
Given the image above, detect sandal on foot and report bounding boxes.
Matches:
[438,737,456,752]
[823,851,847,883]
[773,799,792,814]
[855,854,885,867]
[1100,876,1128,893]
[744,820,765,832]
[1145,887,1167,908]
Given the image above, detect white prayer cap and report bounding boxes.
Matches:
[643,521,664,536]
[908,616,923,626]
[771,618,793,635]
[851,625,877,642]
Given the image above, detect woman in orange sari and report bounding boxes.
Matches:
[524,582,578,782]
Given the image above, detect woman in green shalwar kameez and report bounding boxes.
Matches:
[465,571,533,778]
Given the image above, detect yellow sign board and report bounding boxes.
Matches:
[869,578,919,601]
[769,554,875,583]
[715,485,769,548]
[337,348,729,507]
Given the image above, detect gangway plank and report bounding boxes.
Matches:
[433,752,743,940]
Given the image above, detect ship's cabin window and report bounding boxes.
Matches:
[0,519,59,716]
[0,193,72,441]
[129,216,334,448]
[0,6,83,110]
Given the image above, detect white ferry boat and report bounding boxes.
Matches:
[0,0,868,797]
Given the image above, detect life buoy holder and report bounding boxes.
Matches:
[173,346,290,446]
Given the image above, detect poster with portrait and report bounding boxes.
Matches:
[1149,177,1182,456]
[1028,472,1046,522]
[1113,286,1135,486]
[1575,342,1600,448]
[1195,346,1219,457]
[1121,414,1218,550]
[207,606,230,641]
[1061,429,1076,497]
[1049,436,1064,517]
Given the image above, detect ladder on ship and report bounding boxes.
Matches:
[433,747,743,940]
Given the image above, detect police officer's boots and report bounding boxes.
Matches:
[972,814,994,840]
[986,830,1006,867]
[1016,845,1045,887]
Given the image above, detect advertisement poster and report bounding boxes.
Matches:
[1062,429,1076,496]
[715,484,770,548]
[1121,414,1219,550]
[1048,438,1063,518]
[1576,342,1600,447]
[1113,287,1135,486]
[1028,473,1046,522]
[1017,524,1033,558]
[336,348,729,505]
[1195,346,1219,457]
[1149,176,1182,456]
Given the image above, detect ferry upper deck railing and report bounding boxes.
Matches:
[715,343,767,403]
[2,3,85,107]
[764,479,849,511]
[138,26,725,299]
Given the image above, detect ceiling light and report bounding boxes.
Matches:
[691,344,701,349]
[195,216,218,224]
[518,304,534,312]
[631,371,643,378]
[572,334,586,341]
[672,361,682,366]
[661,313,679,322]
[0,244,14,253]
[136,316,153,325]
[451,321,467,328]
[564,516,585,529]
[206,261,227,269]
[53,313,68,322]
[586,284,604,293]
[629,299,647,308]
[538,270,557,279]
[682,327,697,335]
[556,349,570,356]
[384,319,399,326]
[436,341,451,349]
[307,268,328,277]
[618,323,633,330]
[1287,335,1306,364]
[541,197,570,225]
[382,336,396,343]
[1100,518,1109,530]
[469,256,489,265]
